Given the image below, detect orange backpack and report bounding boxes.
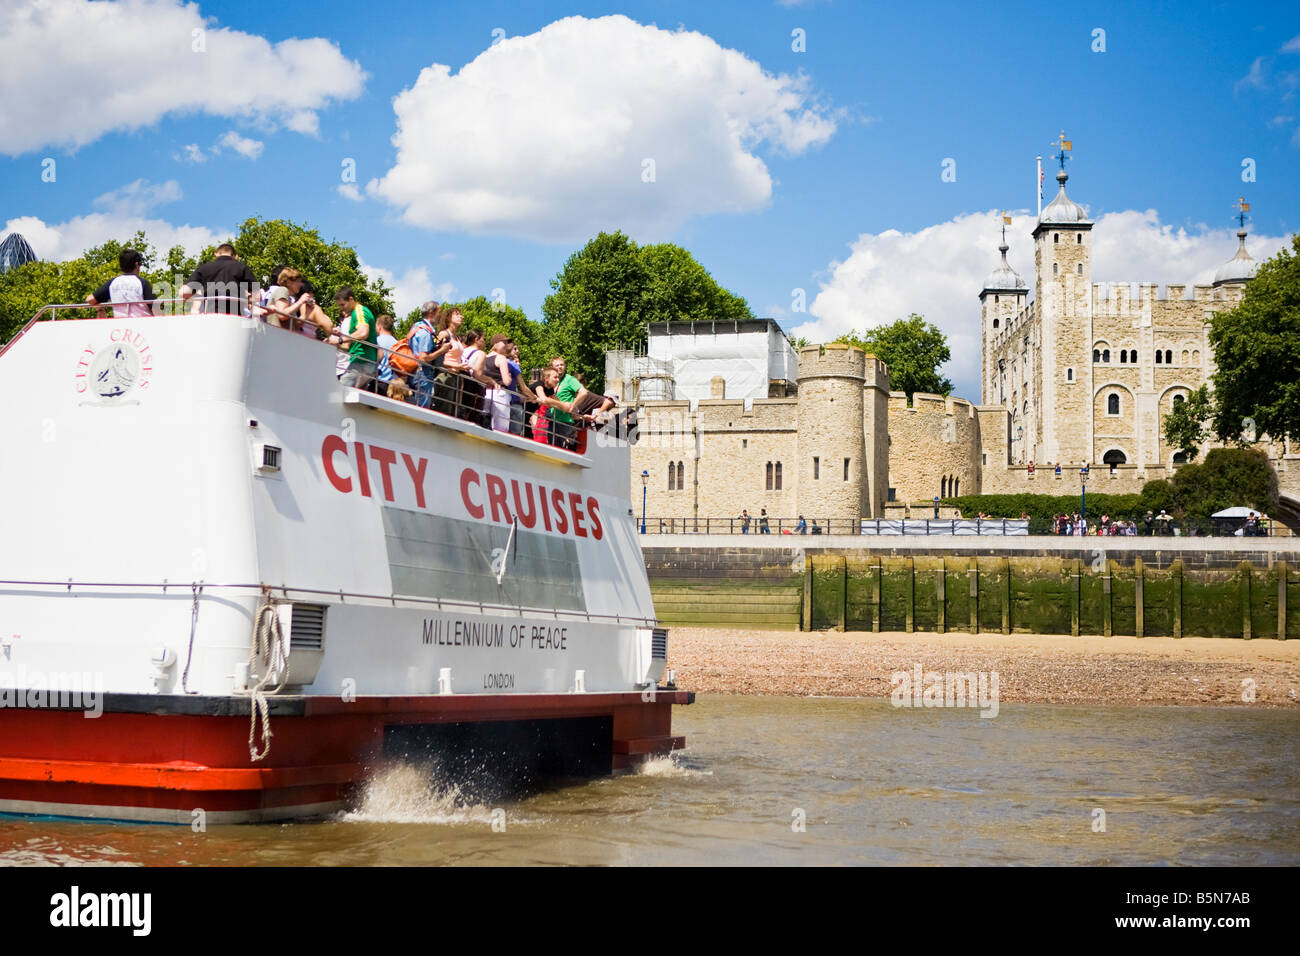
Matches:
[389,319,435,375]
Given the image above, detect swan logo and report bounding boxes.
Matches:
[74,328,154,403]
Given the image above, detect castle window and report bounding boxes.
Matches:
[1173,394,1185,407]
[843,458,850,481]
[1155,351,1162,364]
[1173,451,1188,465]
[1023,399,1029,414]
[1093,349,1100,363]
[1107,393,1120,415]
[1120,349,1128,363]
[1193,349,1200,363]
[775,462,783,490]
[766,461,773,491]
[1131,349,1139,363]
[1164,349,1173,364]
[1066,368,1074,381]
[888,488,897,502]
[953,478,959,496]
[813,457,820,480]
[1054,233,1060,243]
[1103,449,1127,472]
[941,476,948,497]
[995,295,1000,303]
[1181,349,1189,365]
[983,453,988,465]
[742,439,748,448]
[1053,263,1059,276]
[677,461,685,489]
[668,466,675,491]
[1102,349,1110,363]
[1077,263,1083,275]
[993,318,999,328]
[1076,233,1083,244]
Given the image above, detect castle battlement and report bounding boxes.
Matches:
[797,342,867,381]
[891,392,977,418]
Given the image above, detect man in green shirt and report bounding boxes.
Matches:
[542,357,613,450]
[334,287,378,389]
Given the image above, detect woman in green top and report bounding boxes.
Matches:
[333,287,378,389]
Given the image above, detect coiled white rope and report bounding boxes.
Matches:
[248,599,290,762]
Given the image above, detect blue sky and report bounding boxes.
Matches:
[3,0,1297,398]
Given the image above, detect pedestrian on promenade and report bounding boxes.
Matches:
[740,510,751,534]
[759,509,771,534]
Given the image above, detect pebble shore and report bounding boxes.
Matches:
[667,627,1300,707]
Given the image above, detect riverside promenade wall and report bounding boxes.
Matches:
[644,536,1300,638]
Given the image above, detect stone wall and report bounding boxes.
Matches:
[886,391,981,504]
[795,343,866,521]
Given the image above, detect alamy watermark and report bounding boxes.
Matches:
[0,667,104,718]
[890,664,999,718]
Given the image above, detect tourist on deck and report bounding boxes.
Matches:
[432,307,466,416]
[531,367,558,443]
[482,334,516,433]
[537,357,614,450]
[85,248,155,318]
[407,302,441,409]
[258,267,333,336]
[374,314,397,395]
[333,287,378,389]
[457,329,489,426]
[506,342,526,435]
[181,243,256,314]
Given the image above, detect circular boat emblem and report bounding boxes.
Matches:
[87,342,141,399]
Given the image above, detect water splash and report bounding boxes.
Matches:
[339,762,502,825]
[636,753,712,778]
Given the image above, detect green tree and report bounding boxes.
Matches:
[833,314,952,399]
[1205,234,1300,444]
[231,218,393,318]
[1165,446,1278,518]
[541,231,753,390]
[1161,384,1213,460]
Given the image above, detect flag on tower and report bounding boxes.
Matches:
[1003,214,1012,225]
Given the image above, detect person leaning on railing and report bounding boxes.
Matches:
[181,243,256,315]
[332,287,378,389]
[432,307,466,415]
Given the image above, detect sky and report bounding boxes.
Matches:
[3,0,1298,400]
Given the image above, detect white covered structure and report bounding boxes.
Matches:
[645,319,798,401]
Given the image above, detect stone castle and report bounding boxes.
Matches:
[620,160,1299,529]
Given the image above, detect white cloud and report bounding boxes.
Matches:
[0,0,365,156]
[178,143,206,163]
[359,260,456,319]
[215,130,264,160]
[1282,34,1300,54]
[336,183,363,202]
[92,178,184,216]
[1236,56,1269,92]
[3,212,225,269]
[792,209,1291,402]
[368,14,837,241]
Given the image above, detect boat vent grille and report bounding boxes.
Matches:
[651,627,668,661]
[290,603,327,651]
[261,444,282,470]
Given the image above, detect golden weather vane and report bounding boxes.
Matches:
[1235,196,1251,230]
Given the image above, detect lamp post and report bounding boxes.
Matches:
[1016,425,1023,463]
[640,470,649,534]
[1080,464,1089,525]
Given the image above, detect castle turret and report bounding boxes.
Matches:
[979,219,1028,406]
[1032,137,1093,466]
[796,343,867,526]
[1213,228,1257,287]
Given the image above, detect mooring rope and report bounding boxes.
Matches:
[248,598,290,762]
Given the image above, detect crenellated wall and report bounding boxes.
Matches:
[886,391,981,504]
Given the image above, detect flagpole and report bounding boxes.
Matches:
[1036,155,1043,218]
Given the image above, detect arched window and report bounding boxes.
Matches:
[1107,393,1120,415]
[954,478,959,496]
[1053,263,1059,276]
[992,317,999,328]
[1102,349,1110,363]
[1054,233,1060,243]
[1181,349,1189,365]
[1173,451,1188,465]
[1155,350,1162,364]
[1192,349,1200,363]
[1103,449,1127,472]
[1173,394,1185,407]
[1131,349,1139,363]
[1077,263,1083,275]
[1119,349,1126,363]
[765,461,773,491]
[774,462,782,490]
[1093,349,1100,363]
[1076,233,1083,244]
[677,461,685,489]
[667,466,674,491]
[1066,368,1074,381]
[941,476,948,498]
[1165,349,1173,364]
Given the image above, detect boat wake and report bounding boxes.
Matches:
[338,762,506,825]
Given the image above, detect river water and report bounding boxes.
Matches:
[1,697,1296,866]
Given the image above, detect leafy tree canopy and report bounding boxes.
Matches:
[1161,384,1213,460]
[833,314,952,398]
[541,231,753,390]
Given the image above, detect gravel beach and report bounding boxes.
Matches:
[667,627,1300,707]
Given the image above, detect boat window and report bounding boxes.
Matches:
[382,508,586,611]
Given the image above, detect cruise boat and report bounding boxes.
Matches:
[0,299,690,823]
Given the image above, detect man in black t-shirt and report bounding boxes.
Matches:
[85,247,155,318]
[181,243,256,314]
